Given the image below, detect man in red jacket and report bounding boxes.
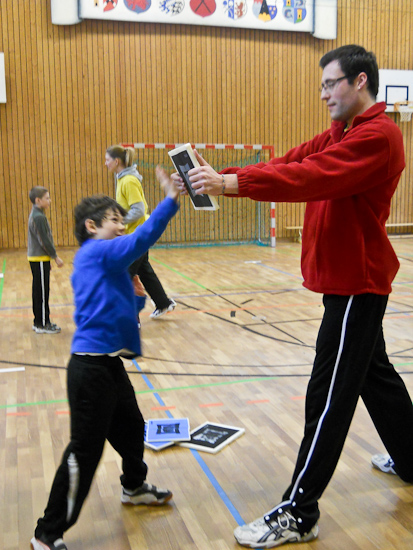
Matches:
[174,45,413,548]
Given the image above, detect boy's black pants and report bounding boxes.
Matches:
[267,294,413,535]
[34,355,147,542]
[30,260,51,327]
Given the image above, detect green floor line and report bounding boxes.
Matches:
[0,376,279,410]
[150,256,208,289]
[0,259,5,307]
[2,363,413,411]
[150,256,305,292]
[1,398,68,410]
[134,375,280,394]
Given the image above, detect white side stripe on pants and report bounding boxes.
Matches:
[288,295,354,500]
[40,261,46,326]
[265,295,354,516]
[66,452,80,522]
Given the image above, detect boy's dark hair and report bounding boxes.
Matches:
[320,45,379,98]
[74,195,127,245]
[29,186,48,204]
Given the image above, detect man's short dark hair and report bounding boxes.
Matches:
[320,45,379,98]
[29,186,48,204]
[74,195,127,245]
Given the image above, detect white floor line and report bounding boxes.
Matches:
[0,367,25,373]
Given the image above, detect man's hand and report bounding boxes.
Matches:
[170,150,239,196]
[187,150,223,196]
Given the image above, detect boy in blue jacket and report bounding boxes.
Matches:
[31,168,179,550]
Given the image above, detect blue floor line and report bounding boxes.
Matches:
[132,358,245,526]
[189,448,245,525]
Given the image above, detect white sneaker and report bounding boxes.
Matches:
[150,299,176,319]
[34,323,61,334]
[30,536,67,550]
[121,482,172,505]
[234,511,319,548]
[371,453,396,475]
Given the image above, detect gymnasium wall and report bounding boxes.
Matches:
[0,1,412,249]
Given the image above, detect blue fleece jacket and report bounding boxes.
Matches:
[70,197,178,357]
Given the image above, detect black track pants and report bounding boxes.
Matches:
[34,354,148,541]
[30,260,51,326]
[267,294,413,535]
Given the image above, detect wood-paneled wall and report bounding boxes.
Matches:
[0,1,412,248]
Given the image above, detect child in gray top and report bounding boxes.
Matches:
[27,186,63,333]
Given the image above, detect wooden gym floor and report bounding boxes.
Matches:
[1,239,413,550]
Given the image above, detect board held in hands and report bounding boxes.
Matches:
[168,143,219,211]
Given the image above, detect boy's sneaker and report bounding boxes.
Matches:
[233,511,319,548]
[371,453,396,475]
[30,536,67,550]
[150,299,176,319]
[34,323,61,334]
[121,481,173,506]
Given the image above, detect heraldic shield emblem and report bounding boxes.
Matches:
[282,0,306,23]
[159,0,185,15]
[190,0,216,17]
[103,0,119,11]
[223,0,247,20]
[124,0,151,14]
[252,0,277,22]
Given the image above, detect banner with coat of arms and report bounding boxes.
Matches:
[51,0,337,39]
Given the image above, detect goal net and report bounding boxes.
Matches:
[123,143,275,247]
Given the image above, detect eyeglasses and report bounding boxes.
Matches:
[103,215,124,225]
[319,76,347,93]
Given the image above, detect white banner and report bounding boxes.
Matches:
[51,0,337,39]
[0,53,6,103]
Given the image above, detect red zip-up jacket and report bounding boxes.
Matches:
[226,103,405,295]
